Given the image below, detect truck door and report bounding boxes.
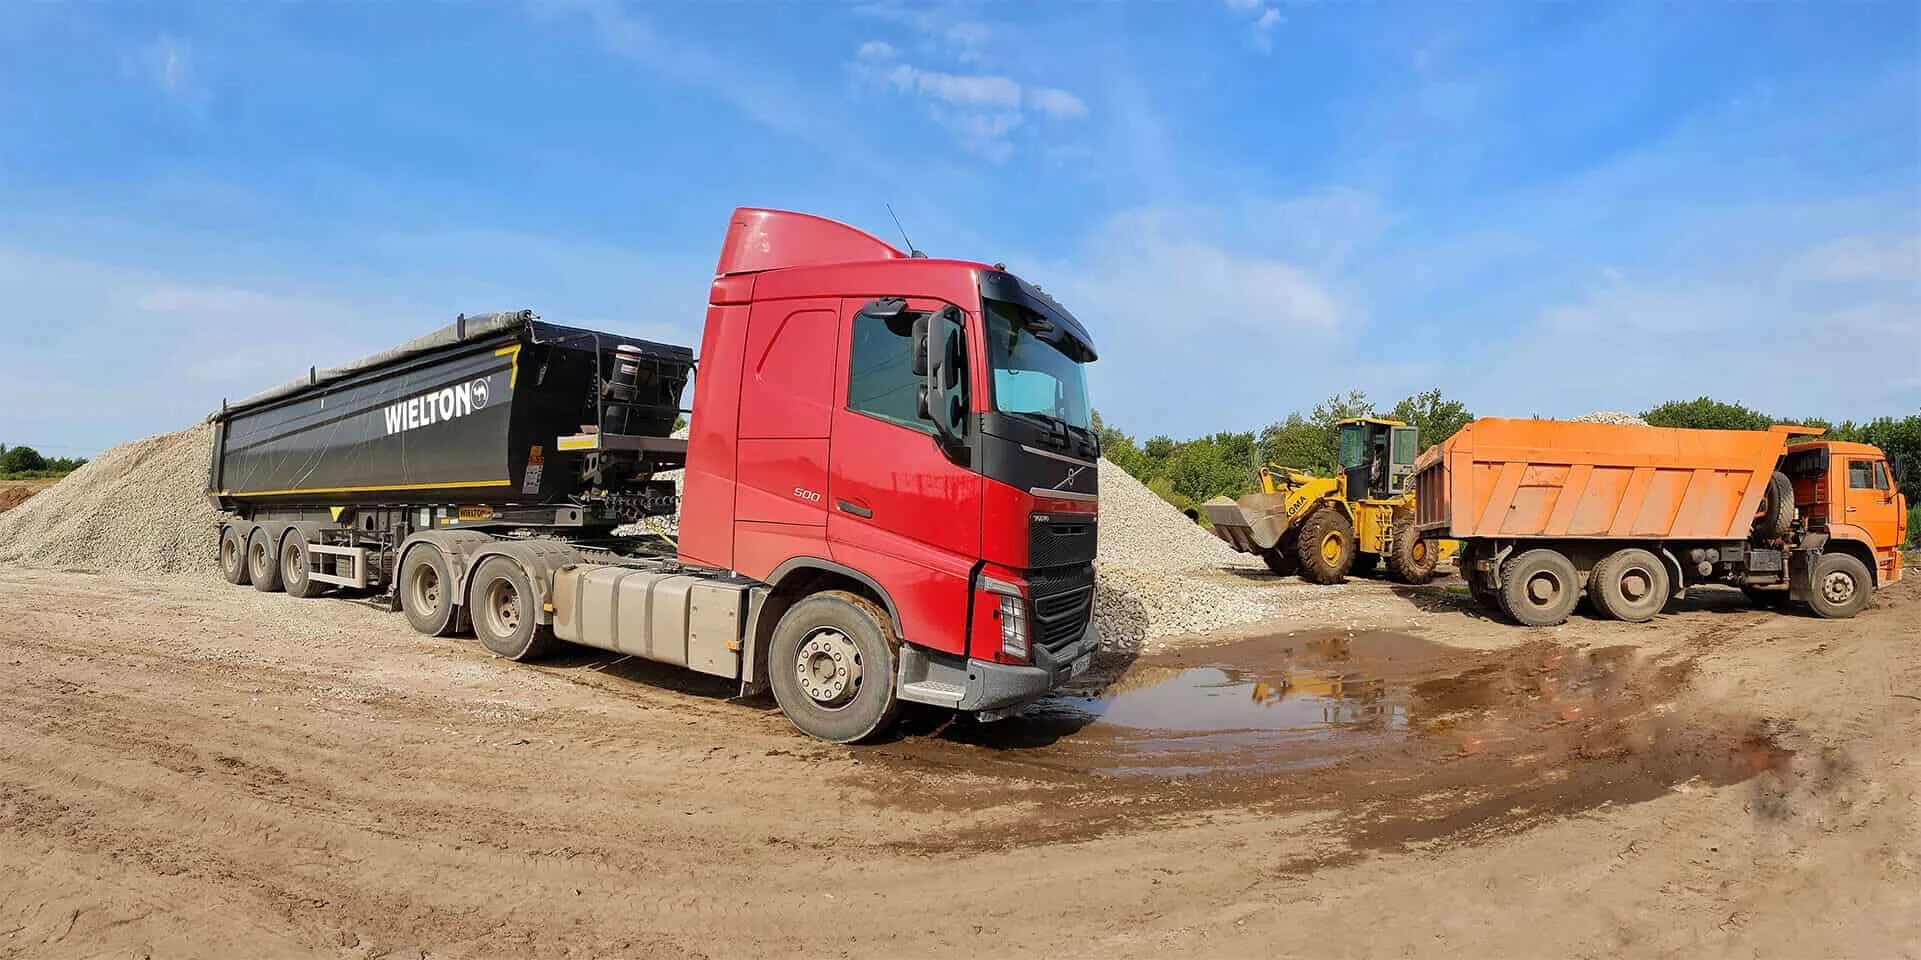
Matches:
[1840,456,1903,580]
[826,297,983,657]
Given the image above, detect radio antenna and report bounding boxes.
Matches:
[886,203,926,258]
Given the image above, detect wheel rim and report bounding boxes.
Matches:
[251,542,268,575]
[1321,532,1345,565]
[411,564,441,613]
[1619,565,1653,603]
[794,628,863,709]
[1821,571,1855,604]
[1410,539,1428,564]
[286,548,304,582]
[222,537,239,572]
[481,576,521,637]
[1524,569,1566,608]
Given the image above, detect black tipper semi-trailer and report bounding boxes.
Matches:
[207,310,694,599]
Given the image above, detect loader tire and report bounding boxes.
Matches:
[1294,509,1356,585]
[1497,548,1580,627]
[1385,518,1439,584]
[1754,471,1794,539]
[1261,547,1298,578]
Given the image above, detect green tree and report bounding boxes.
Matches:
[0,445,47,473]
[1390,389,1474,453]
[1641,397,1774,431]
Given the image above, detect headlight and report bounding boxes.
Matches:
[998,593,1027,660]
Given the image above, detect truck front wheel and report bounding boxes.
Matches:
[1807,553,1872,619]
[1498,548,1580,626]
[768,591,902,743]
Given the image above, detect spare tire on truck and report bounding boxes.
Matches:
[1754,471,1794,539]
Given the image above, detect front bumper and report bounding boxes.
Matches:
[956,622,1099,713]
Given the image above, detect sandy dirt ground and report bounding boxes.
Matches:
[0,479,56,514]
[2,566,1917,959]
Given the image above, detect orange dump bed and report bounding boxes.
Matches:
[1414,419,1821,542]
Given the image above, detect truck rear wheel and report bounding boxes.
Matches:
[247,528,283,593]
[1588,548,1668,622]
[219,526,251,586]
[1498,548,1580,626]
[768,591,902,743]
[1261,547,1298,578]
[1294,509,1356,584]
[1806,553,1872,619]
[1385,518,1439,584]
[468,556,559,660]
[400,546,460,636]
[280,536,327,599]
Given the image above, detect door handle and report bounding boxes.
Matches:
[1845,506,1857,512]
[836,499,873,519]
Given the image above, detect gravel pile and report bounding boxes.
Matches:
[1569,411,1650,426]
[0,425,219,575]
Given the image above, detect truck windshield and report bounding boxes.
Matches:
[984,299,1092,431]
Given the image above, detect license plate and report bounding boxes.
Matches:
[1069,652,1093,678]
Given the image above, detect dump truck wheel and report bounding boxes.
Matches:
[1294,509,1356,584]
[1261,548,1298,577]
[1806,553,1872,619]
[1589,548,1669,622]
[219,526,251,586]
[1351,553,1380,577]
[247,528,283,593]
[1497,548,1580,626]
[469,556,558,660]
[280,536,327,599]
[1754,471,1794,539]
[768,590,902,743]
[1385,518,1439,584]
[400,545,460,637]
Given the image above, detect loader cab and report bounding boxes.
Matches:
[1338,417,1419,502]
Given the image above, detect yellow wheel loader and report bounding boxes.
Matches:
[1202,417,1456,585]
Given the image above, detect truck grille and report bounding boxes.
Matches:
[1029,512,1097,568]
[1028,563,1095,655]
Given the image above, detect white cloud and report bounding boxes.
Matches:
[1029,87,1088,120]
[898,68,1023,109]
[1223,2,1284,53]
[857,40,896,61]
[123,35,207,110]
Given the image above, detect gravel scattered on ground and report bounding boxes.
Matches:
[0,425,219,575]
[1568,411,1651,425]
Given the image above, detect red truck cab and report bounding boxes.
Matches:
[677,208,1101,740]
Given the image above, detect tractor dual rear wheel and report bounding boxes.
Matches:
[1293,509,1356,584]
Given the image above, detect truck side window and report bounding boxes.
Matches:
[848,309,950,434]
[1875,461,1891,491]
[1847,460,1875,490]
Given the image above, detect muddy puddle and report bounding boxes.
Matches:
[866,628,1792,855]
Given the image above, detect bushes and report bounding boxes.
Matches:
[0,444,88,479]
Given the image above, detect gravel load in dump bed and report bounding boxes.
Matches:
[1568,411,1651,425]
[0,425,219,576]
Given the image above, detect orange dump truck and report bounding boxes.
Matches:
[1413,419,1906,626]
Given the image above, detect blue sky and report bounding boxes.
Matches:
[2,0,1917,456]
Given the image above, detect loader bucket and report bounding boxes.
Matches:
[1202,491,1294,554]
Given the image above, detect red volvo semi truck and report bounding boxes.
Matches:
[207,208,1102,742]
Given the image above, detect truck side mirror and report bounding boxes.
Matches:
[910,314,929,377]
[919,307,968,452]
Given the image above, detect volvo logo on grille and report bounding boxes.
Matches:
[1055,465,1086,489]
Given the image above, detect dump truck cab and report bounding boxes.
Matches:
[678,208,1101,732]
[1782,439,1907,587]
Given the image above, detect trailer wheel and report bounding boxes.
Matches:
[1261,547,1298,578]
[280,536,326,599]
[1754,471,1795,539]
[767,590,902,743]
[399,546,460,637]
[247,528,283,593]
[1294,509,1356,584]
[219,526,251,586]
[1806,553,1872,619]
[468,557,558,660]
[1589,548,1669,622]
[1385,517,1439,584]
[1497,548,1580,626]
